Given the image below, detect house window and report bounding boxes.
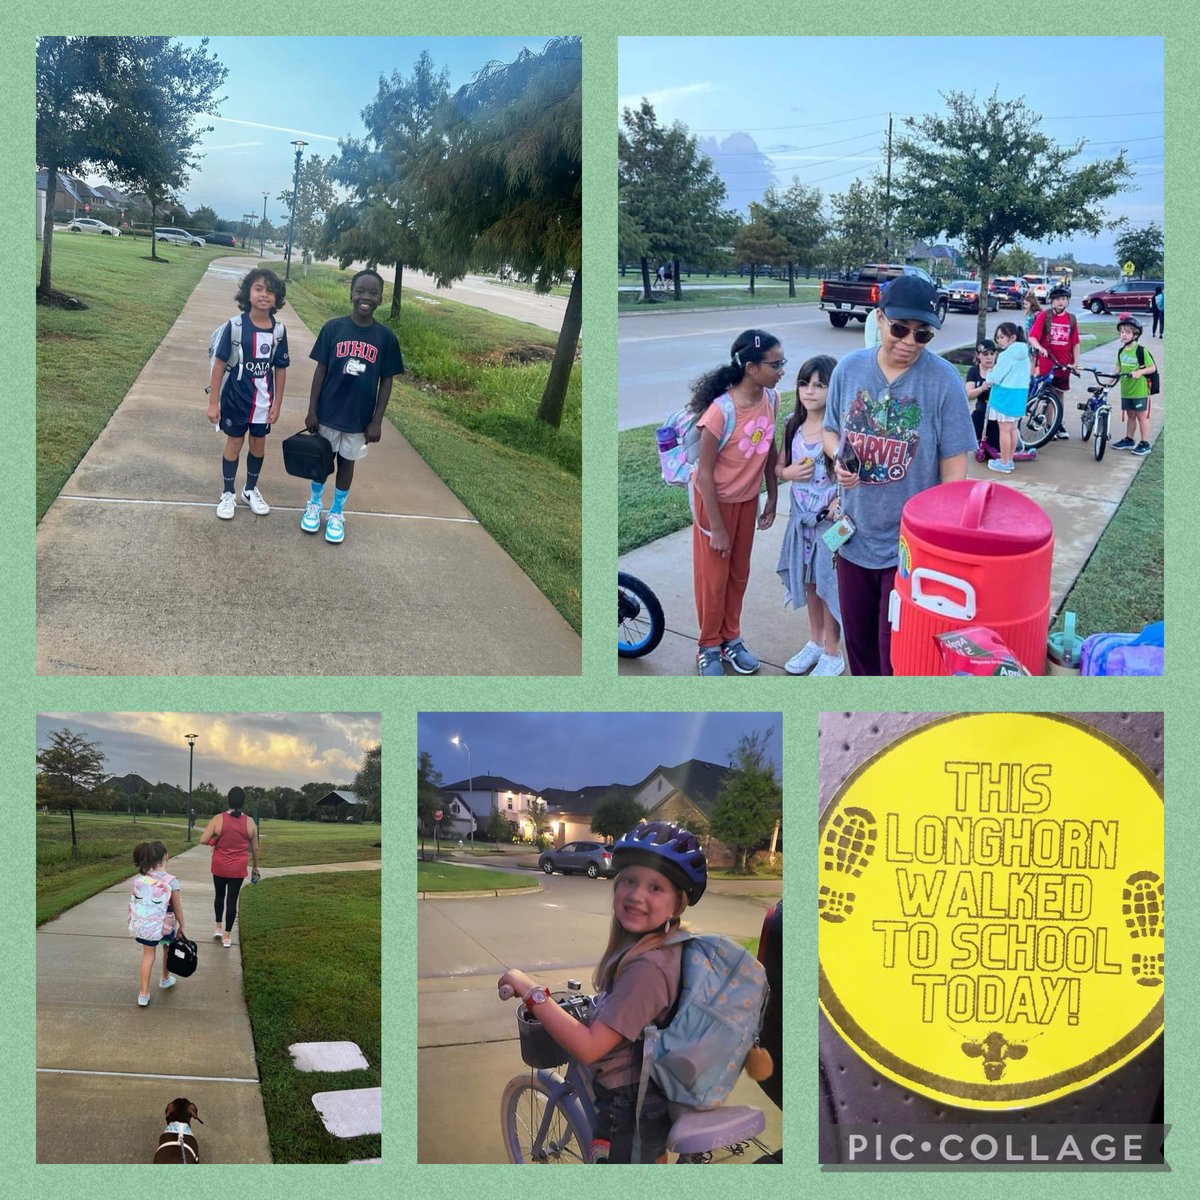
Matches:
[507,798,513,811]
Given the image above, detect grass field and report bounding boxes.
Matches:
[35,812,380,926]
[277,264,582,633]
[417,861,530,892]
[239,871,380,1163]
[618,277,821,312]
[35,233,226,521]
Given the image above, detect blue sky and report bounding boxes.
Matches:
[95,37,553,224]
[37,712,380,791]
[418,712,783,792]
[618,36,1163,263]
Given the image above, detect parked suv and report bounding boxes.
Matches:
[154,226,205,247]
[67,217,120,237]
[537,841,614,878]
[205,231,238,247]
[1081,278,1163,315]
[988,276,1027,308]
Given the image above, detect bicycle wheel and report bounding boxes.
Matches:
[501,1074,590,1163]
[1017,387,1061,450]
[1093,408,1109,462]
[618,572,665,658]
[1081,406,1095,441]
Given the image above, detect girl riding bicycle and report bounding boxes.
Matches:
[498,821,707,1164]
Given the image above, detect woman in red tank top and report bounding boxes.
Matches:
[199,787,260,948]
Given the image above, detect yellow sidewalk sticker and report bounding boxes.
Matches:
[819,713,1163,1109]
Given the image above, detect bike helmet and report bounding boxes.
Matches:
[1048,285,1070,300]
[612,821,708,905]
[1116,312,1143,335]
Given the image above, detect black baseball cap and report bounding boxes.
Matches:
[880,275,943,329]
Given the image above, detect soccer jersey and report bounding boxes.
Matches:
[215,316,290,427]
[1118,342,1153,402]
[309,316,405,433]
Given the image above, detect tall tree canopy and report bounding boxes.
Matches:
[419,37,582,427]
[278,154,336,275]
[825,178,891,274]
[353,743,382,823]
[1113,220,1163,278]
[590,792,646,841]
[708,731,782,874]
[36,727,109,848]
[894,91,1131,341]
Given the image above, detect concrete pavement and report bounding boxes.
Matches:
[36,256,580,676]
[619,334,1164,677]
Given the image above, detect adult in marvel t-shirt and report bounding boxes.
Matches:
[309,316,404,433]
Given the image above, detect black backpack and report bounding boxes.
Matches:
[1136,345,1160,396]
[166,935,199,978]
[281,428,335,480]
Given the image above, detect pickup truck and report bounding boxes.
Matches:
[819,264,949,328]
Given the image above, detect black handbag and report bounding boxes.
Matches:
[166,934,199,978]
[281,428,334,481]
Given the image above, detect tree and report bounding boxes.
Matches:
[825,178,890,274]
[420,37,581,427]
[189,204,219,232]
[761,180,827,296]
[894,91,1131,342]
[488,809,514,843]
[191,781,224,816]
[103,38,227,264]
[708,731,782,874]
[1113,220,1163,278]
[590,792,646,841]
[321,52,451,322]
[354,743,382,823]
[278,155,336,274]
[36,727,108,849]
[731,207,787,297]
[619,99,737,302]
[417,751,443,859]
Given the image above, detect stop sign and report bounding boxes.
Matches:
[434,809,443,821]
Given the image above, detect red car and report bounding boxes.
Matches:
[1081,278,1162,315]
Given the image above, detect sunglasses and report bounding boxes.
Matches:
[887,322,935,344]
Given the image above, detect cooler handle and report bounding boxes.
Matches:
[911,568,976,621]
[888,588,902,632]
[961,481,992,531]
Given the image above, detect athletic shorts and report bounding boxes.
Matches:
[220,412,271,439]
[135,930,177,948]
[319,424,369,460]
[1121,396,1149,413]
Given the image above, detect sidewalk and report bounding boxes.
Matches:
[36,256,580,676]
[35,844,381,1163]
[619,334,1164,676]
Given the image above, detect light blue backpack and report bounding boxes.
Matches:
[656,394,738,487]
[634,932,770,1116]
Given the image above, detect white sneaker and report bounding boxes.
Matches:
[812,652,845,677]
[216,491,236,519]
[159,974,177,990]
[784,640,822,675]
[241,486,270,515]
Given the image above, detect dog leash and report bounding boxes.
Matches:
[162,1122,198,1163]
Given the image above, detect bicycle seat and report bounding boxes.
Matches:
[667,1106,765,1154]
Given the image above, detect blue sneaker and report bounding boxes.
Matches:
[300,502,322,533]
[325,511,345,544]
[720,638,760,674]
[1110,437,1135,451]
[696,646,725,677]
[1131,441,1152,456]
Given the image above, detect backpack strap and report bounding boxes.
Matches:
[227,315,244,379]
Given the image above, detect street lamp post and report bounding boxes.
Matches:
[284,139,307,282]
[260,191,268,258]
[185,733,198,841]
[450,735,474,842]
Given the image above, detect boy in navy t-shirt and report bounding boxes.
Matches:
[206,268,290,519]
[302,269,404,543]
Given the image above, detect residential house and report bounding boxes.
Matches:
[441,774,546,841]
[631,759,751,868]
[540,784,638,846]
[426,793,477,839]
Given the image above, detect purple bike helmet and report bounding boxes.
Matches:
[612,821,708,905]
[1116,311,1143,335]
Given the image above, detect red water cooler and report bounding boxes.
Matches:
[888,480,1054,675]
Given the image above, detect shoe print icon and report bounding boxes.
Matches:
[819,806,877,924]
[1122,870,1164,988]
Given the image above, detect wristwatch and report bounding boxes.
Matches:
[524,986,552,1011]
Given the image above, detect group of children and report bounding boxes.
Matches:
[208,267,403,544]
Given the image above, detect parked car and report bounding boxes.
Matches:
[1081,278,1163,315]
[988,276,1027,308]
[1089,275,1105,284]
[536,840,614,878]
[154,226,205,247]
[205,231,238,247]
[1022,275,1051,302]
[67,217,120,237]
[945,279,998,313]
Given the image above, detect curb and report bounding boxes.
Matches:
[418,884,543,900]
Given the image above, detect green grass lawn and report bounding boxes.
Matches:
[417,861,530,892]
[256,821,381,867]
[36,234,228,521]
[239,871,380,1164]
[280,264,582,633]
[618,282,821,312]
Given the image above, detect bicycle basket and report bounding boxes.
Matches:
[517,1006,568,1068]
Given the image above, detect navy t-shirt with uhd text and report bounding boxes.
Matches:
[309,316,404,433]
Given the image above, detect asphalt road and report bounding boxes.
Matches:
[617,291,1101,430]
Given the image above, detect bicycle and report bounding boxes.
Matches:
[498,980,770,1163]
[618,572,665,658]
[1016,370,1065,451]
[1076,367,1124,462]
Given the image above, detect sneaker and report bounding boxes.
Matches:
[1132,441,1152,456]
[812,652,845,677]
[325,511,345,544]
[159,974,177,990]
[1054,428,1070,440]
[986,459,1014,474]
[300,501,323,533]
[212,926,223,941]
[784,640,822,675]
[696,646,725,677]
[1111,437,1135,451]
[137,993,150,1007]
[241,486,270,515]
[222,932,232,948]
[720,638,760,674]
[216,491,236,519]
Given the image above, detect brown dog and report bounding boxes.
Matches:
[152,1098,202,1163]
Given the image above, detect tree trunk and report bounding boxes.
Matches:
[39,168,59,293]
[788,262,796,298]
[390,259,403,321]
[640,256,651,301]
[149,192,160,262]
[69,805,77,849]
[748,265,756,297]
[672,257,681,301]
[535,269,582,428]
[976,260,991,347]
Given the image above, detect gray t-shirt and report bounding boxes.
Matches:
[824,346,976,569]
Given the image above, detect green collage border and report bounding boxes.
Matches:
[5,4,1195,1197]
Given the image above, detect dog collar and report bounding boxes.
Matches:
[165,1122,192,1135]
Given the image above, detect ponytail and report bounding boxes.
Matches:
[688,328,780,414]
